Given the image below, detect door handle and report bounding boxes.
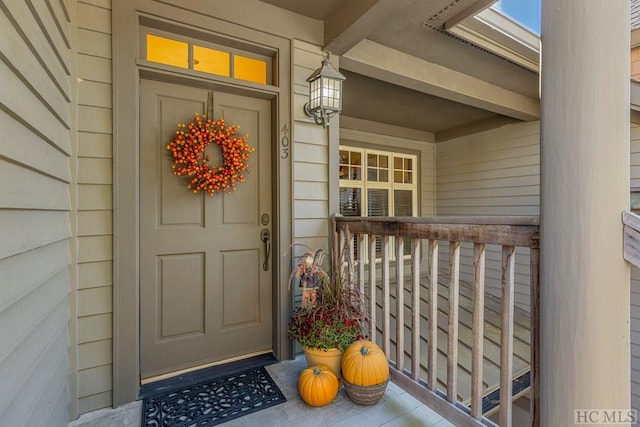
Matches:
[260,228,271,271]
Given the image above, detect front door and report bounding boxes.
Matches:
[139,79,273,379]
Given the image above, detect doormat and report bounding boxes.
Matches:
[141,366,286,427]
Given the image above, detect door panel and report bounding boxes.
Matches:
[139,80,272,379]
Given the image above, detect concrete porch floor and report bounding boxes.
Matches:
[68,356,453,427]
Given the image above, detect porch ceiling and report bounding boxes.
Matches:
[261,0,539,137]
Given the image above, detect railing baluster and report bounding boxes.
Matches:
[396,237,405,372]
[500,245,516,427]
[411,238,421,381]
[330,216,540,427]
[347,226,354,268]
[447,241,460,403]
[471,243,486,419]
[358,234,365,298]
[332,218,340,272]
[427,239,439,392]
[369,234,377,343]
[382,236,391,357]
[530,247,541,427]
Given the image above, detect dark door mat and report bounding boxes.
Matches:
[140,353,278,399]
[141,366,286,426]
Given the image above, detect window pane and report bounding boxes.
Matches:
[350,166,361,180]
[234,55,267,84]
[146,34,188,68]
[368,154,377,167]
[368,189,388,258]
[351,151,361,166]
[368,168,378,181]
[394,190,413,216]
[395,190,413,256]
[193,45,230,76]
[368,189,389,216]
[340,187,362,217]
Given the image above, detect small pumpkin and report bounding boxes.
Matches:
[298,364,339,407]
[342,340,389,386]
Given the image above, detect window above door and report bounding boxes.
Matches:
[142,28,273,86]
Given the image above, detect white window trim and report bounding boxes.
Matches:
[339,146,418,262]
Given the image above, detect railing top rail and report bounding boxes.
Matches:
[334,216,540,248]
[335,215,540,226]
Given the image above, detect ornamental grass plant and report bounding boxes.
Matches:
[288,245,368,351]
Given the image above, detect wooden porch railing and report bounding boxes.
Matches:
[333,215,540,427]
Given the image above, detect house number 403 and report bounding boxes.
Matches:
[280,123,290,159]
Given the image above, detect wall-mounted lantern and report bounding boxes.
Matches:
[303,52,346,127]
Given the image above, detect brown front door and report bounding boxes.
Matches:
[139,79,273,379]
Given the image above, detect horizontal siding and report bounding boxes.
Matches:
[75,0,114,415]
[632,124,640,189]
[633,268,640,412]
[292,40,329,257]
[435,121,540,312]
[633,123,640,413]
[0,0,71,425]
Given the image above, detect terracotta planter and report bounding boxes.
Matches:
[302,346,343,380]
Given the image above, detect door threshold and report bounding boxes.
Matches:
[139,350,276,398]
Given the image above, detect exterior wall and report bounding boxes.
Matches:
[435,121,540,311]
[632,123,640,412]
[0,1,73,425]
[74,0,114,415]
[292,40,331,253]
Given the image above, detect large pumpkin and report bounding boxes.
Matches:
[342,340,389,386]
[298,364,339,407]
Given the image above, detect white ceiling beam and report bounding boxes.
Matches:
[341,39,540,121]
[323,0,415,56]
[444,0,498,30]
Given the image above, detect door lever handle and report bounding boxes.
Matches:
[260,229,271,271]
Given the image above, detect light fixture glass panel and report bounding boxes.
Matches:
[309,78,321,110]
[146,34,188,68]
[193,45,230,76]
[234,55,267,84]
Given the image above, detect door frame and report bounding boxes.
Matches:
[112,1,292,405]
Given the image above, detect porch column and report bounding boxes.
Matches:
[540,1,630,425]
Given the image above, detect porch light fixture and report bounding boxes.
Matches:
[303,52,346,127]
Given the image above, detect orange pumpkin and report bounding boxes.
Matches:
[341,340,389,386]
[298,364,339,407]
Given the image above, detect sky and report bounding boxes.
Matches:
[492,0,541,34]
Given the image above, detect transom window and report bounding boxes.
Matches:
[339,146,418,260]
[143,32,272,85]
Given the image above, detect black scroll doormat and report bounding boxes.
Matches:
[141,366,286,426]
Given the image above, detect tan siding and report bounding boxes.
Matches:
[292,40,330,262]
[632,124,640,189]
[633,123,640,413]
[78,314,112,344]
[632,268,640,412]
[0,0,71,424]
[74,0,114,414]
[436,121,540,311]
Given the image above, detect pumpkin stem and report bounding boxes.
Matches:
[313,367,322,375]
[360,346,369,356]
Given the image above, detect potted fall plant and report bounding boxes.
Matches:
[288,246,368,380]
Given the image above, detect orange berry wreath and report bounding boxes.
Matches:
[166,113,255,195]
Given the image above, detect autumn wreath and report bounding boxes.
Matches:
[166,113,255,195]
